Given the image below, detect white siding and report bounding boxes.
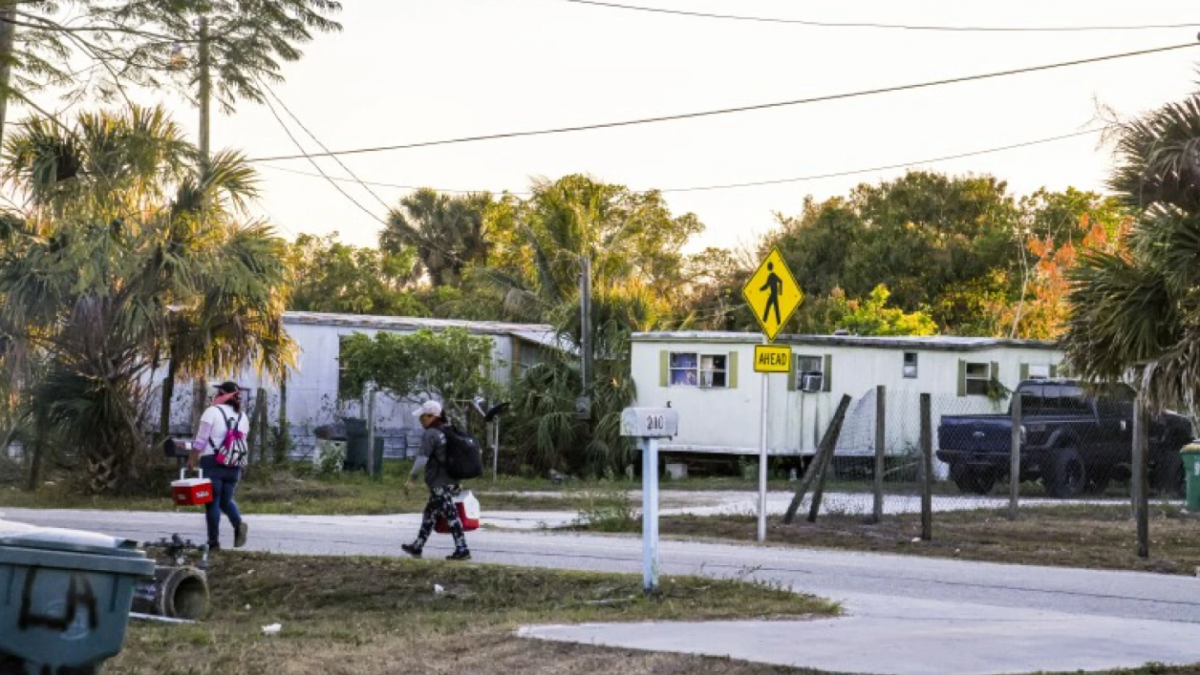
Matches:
[631,334,1065,465]
[152,313,548,460]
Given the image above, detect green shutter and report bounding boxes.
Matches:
[822,354,832,392]
[727,351,738,389]
[957,359,967,397]
[990,361,1000,384]
[659,350,669,387]
[1049,363,1059,378]
[1019,363,1029,381]
[787,353,797,391]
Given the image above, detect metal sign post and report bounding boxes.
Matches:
[741,248,803,544]
[621,407,678,593]
[758,338,769,542]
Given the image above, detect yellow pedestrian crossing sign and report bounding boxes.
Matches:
[742,248,802,342]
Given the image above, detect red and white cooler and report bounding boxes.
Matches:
[435,490,481,533]
[171,468,213,506]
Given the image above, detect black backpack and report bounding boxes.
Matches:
[441,424,483,481]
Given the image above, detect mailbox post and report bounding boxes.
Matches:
[621,407,678,593]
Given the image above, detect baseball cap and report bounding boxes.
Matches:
[413,400,443,418]
[213,381,240,394]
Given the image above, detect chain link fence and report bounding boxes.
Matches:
[777,382,1195,565]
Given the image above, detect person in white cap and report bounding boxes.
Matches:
[402,399,470,560]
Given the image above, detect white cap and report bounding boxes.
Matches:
[413,400,443,418]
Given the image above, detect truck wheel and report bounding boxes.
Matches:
[951,464,996,495]
[1083,466,1112,495]
[1046,446,1086,499]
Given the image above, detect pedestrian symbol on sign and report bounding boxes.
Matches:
[760,263,783,325]
[742,248,802,342]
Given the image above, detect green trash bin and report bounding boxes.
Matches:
[372,437,385,478]
[0,522,155,675]
[344,417,368,471]
[1182,442,1200,512]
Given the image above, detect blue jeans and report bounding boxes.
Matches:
[199,455,242,546]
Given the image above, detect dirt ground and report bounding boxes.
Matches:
[106,552,838,675]
[653,504,1200,575]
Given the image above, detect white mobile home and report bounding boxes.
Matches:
[161,311,561,458]
[630,332,1064,465]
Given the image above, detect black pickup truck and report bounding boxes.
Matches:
[937,380,1193,498]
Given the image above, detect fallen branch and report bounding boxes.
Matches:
[783,394,852,525]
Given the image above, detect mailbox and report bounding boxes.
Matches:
[620,407,678,439]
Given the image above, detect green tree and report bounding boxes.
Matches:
[288,233,426,316]
[381,189,493,287]
[771,172,1019,333]
[0,0,343,144]
[338,328,495,409]
[832,285,938,336]
[0,105,293,493]
[484,175,703,323]
[481,175,703,476]
[1062,90,1200,415]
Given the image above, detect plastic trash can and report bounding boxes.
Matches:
[0,522,155,675]
[372,437,384,478]
[1182,442,1200,512]
[343,417,368,471]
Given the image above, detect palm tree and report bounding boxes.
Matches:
[381,189,492,287]
[1062,91,1200,417]
[484,176,702,476]
[0,105,293,493]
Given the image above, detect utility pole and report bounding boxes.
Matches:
[577,255,593,420]
[189,14,213,429]
[197,15,211,168]
[0,0,18,149]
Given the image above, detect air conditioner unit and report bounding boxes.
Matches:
[801,373,823,392]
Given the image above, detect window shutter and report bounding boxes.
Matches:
[990,361,1000,383]
[727,351,738,389]
[957,359,967,397]
[1049,363,1058,378]
[787,355,797,391]
[659,350,669,387]
[822,354,833,392]
[1019,363,1029,381]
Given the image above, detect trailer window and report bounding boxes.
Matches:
[669,352,727,388]
[965,362,991,395]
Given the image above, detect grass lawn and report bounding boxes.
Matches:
[108,552,839,675]
[606,504,1200,575]
[103,553,1200,675]
[0,458,981,516]
[0,462,613,515]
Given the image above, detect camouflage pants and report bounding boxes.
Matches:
[413,485,467,551]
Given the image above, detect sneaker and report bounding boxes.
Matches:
[446,549,471,562]
[234,522,249,548]
[401,543,423,559]
[207,542,221,552]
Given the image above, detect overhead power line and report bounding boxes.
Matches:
[257,127,1102,195]
[258,88,389,227]
[256,86,523,289]
[263,85,394,212]
[558,0,1200,32]
[258,164,529,195]
[247,41,1198,163]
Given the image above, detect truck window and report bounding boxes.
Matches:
[1040,384,1089,415]
[1014,384,1044,416]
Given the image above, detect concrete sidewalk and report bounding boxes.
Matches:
[522,592,1200,675]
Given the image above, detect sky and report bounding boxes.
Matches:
[23,0,1200,252]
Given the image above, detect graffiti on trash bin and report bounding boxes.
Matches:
[17,569,99,635]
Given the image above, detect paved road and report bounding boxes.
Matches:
[4,507,1200,674]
